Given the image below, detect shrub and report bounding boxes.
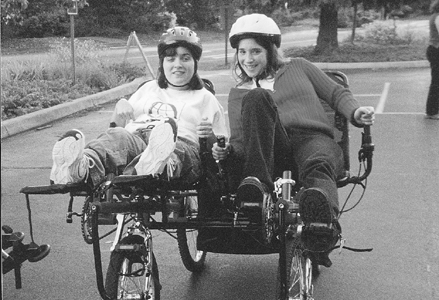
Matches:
[18,10,68,38]
[355,20,429,45]
[1,79,96,119]
[49,38,106,64]
[272,8,295,27]
[1,38,145,120]
[362,21,399,44]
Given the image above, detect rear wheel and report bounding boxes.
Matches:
[105,235,161,300]
[177,227,206,272]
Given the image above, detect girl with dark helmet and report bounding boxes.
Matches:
[212,14,374,267]
[50,26,228,188]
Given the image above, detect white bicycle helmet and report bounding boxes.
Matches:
[229,14,281,49]
[158,26,202,60]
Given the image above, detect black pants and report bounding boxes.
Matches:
[426,45,439,116]
[229,88,344,212]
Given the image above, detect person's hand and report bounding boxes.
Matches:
[196,117,213,138]
[354,106,375,125]
[212,142,231,161]
[114,98,135,123]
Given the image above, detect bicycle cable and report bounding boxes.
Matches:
[338,161,368,218]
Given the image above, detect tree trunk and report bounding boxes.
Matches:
[351,0,358,44]
[314,1,338,54]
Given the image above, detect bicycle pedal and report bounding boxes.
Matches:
[27,243,51,263]
[2,232,25,250]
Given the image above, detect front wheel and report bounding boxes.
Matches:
[277,237,314,300]
[105,235,161,300]
[81,196,94,244]
[177,227,206,272]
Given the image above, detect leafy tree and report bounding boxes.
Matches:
[1,0,28,25]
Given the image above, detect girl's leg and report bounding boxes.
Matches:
[86,127,147,185]
[240,88,291,190]
[290,129,344,215]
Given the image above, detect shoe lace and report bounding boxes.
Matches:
[85,155,95,169]
[76,155,95,181]
[165,153,180,180]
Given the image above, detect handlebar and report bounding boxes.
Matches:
[337,125,374,187]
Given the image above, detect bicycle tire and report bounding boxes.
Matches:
[177,227,207,272]
[105,235,161,300]
[276,237,314,300]
[81,196,94,244]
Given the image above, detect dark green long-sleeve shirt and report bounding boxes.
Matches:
[228,58,360,158]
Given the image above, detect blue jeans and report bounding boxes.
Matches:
[85,127,201,186]
[228,88,344,212]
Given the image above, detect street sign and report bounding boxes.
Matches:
[67,0,78,16]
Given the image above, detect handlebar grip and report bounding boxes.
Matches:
[217,135,226,148]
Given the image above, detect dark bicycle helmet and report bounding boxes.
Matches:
[229,14,281,49]
[158,26,202,60]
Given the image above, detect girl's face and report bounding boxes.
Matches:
[163,46,195,90]
[237,38,268,79]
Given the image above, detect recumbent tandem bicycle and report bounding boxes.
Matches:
[19,71,374,300]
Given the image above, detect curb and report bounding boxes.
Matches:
[1,77,148,140]
[315,60,429,70]
[0,61,430,140]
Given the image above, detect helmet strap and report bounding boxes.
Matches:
[166,79,189,88]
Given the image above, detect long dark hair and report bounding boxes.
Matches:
[232,36,286,84]
[431,0,439,13]
[157,45,204,90]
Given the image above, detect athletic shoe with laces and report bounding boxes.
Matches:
[134,118,178,176]
[50,129,94,184]
[299,187,340,254]
[236,176,269,208]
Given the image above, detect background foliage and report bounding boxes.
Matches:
[1,0,432,39]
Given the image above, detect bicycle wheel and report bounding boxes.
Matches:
[177,227,206,272]
[277,237,314,300]
[81,196,94,244]
[105,235,161,300]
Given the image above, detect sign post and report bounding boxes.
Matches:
[220,4,233,66]
[67,0,79,85]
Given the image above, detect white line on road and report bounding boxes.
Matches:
[376,82,391,114]
[355,94,382,97]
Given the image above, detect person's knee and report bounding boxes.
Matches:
[242,88,274,109]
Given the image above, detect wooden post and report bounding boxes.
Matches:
[70,15,76,85]
[132,32,156,79]
[123,33,133,63]
[224,6,229,66]
[123,32,155,79]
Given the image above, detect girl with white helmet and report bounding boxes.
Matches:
[212,13,375,267]
[50,26,228,189]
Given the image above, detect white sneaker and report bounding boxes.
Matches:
[134,118,177,176]
[50,129,94,184]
